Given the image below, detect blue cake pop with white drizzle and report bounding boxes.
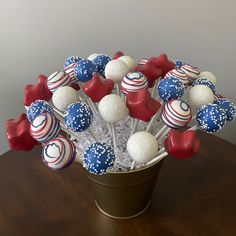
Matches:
[74,59,97,82]
[64,56,82,68]
[174,60,186,69]
[193,78,216,94]
[92,54,111,77]
[83,142,115,174]
[196,103,226,133]
[157,76,184,102]
[214,98,236,122]
[64,56,82,82]
[27,100,53,123]
[64,102,93,132]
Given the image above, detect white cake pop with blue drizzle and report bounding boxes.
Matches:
[157,76,184,102]
[74,59,97,82]
[42,136,76,171]
[64,102,93,132]
[198,71,216,84]
[92,54,111,77]
[196,103,226,133]
[27,100,53,123]
[193,78,216,94]
[83,142,115,174]
[214,98,236,122]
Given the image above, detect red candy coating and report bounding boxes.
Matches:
[135,61,162,88]
[149,54,175,78]
[5,113,39,151]
[164,130,200,159]
[23,75,52,107]
[82,74,114,103]
[112,51,124,60]
[69,82,80,91]
[126,89,161,122]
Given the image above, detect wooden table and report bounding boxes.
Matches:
[0,131,236,236]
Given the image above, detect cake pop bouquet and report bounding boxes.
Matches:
[5,52,236,174]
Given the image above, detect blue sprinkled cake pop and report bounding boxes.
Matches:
[64,102,93,132]
[83,142,115,174]
[193,78,216,94]
[196,103,226,133]
[27,100,53,123]
[74,59,97,82]
[157,76,184,102]
[92,54,111,77]
[174,60,185,69]
[214,98,236,122]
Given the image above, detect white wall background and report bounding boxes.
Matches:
[1,0,236,154]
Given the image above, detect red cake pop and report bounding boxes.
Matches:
[126,89,161,122]
[23,75,52,107]
[164,130,200,159]
[112,51,124,60]
[149,53,175,78]
[83,74,114,103]
[5,113,39,151]
[135,61,162,87]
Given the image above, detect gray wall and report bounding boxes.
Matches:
[1,0,236,154]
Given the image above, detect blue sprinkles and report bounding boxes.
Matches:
[83,142,115,175]
[193,78,216,94]
[64,56,82,68]
[74,59,97,82]
[214,98,236,122]
[157,76,184,102]
[197,103,226,133]
[64,102,93,132]
[92,54,111,77]
[27,100,53,123]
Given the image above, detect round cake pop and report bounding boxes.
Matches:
[104,59,129,83]
[52,86,79,112]
[64,56,82,82]
[118,55,136,71]
[162,100,192,129]
[42,136,76,170]
[92,54,111,77]
[47,71,71,93]
[181,64,200,85]
[27,100,53,123]
[157,76,184,102]
[196,103,226,133]
[87,53,100,61]
[193,78,216,94]
[165,68,188,86]
[188,85,214,109]
[98,94,128,123]
[174,59,185,69]
[64,102,93,132]
[127,131,158,164]
[214,98,236,122]
[74,59,97,82]
[83,142,115,174]
[30,112,60,143]
[121,71,148,95]
[198,71,216,84]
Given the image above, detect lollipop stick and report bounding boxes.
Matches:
[157,147,165,155]
[157,127,171,141]
[116,83,121,96]
[188,124,198,131]
[111,123,117,149]
[107,123,113,138]
[146,101,163,132]
[155,125,168,139]
[151,78,159,98]
[131,119,139,135]
[130,160,136,170]
[87,98,99,116]
[146,151,168,166]
[86,128,98,142]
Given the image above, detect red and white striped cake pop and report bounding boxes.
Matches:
[165,68,188,86]
[121,71,148,95]
[47,71,71,93]
[181,64,200,85]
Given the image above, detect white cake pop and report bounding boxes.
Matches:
[127,131,158,164]
[198,71,217,84]
[52,86,79,112]
[87,53,100,61]
[118,56,136,71]
[188,85,214,109]
[104,59,129,83]
[98,94,128,123]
